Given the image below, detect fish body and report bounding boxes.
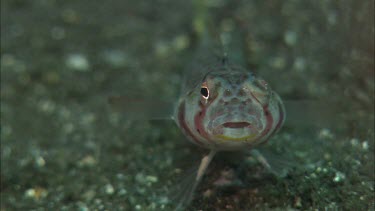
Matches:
[170,62,286,210]
[175,64,285,151]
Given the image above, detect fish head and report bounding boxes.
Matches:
[178,68,285,150]
[198,70,272,142]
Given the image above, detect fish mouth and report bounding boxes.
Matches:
[222,122,251,128]
[208,118,262,142]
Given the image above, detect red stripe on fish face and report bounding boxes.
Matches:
[194,95,218,145]
[256,105,274,144]
[177,100,204,146]
[194,103,210,141]
[269,101,285,137]
[249,92,274,144]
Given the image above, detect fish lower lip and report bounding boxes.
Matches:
[222,122,251,128]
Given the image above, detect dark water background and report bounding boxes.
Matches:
[1,0,374,210]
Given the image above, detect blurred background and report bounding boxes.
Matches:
[1,0,374,210]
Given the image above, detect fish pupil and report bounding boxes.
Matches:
[200,87,209,98]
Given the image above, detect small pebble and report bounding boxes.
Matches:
[157,196,169,205]
[76,201,89,211]
[39,100,56,114]
[362,141,369,150]
[25,187,48,200]
[284,30,297,46]
[318,128,334,139]
[135,204,142,210]
[294,196,302,208]
[78,204,89,211]
[350,138,360,146]
[324,153,331,160]
[82,189,96,201]
[135,173,145,184]
[102,50,127,68]
[269,56,286,69]
[78,155,97,167]
[145,175,158,183]
[118,188,127,196]
[116,173,126,180]
[81,113,96,125]
[155,41,169,57]
[35,156,46,167]
[172,35,189,51]
[135,173,158,185]
[293,57,306,71]
[104,184,115,195]
[66,53,90,71]
[333,171,346,182]
[63,123,74,134]
[203,189,214,198]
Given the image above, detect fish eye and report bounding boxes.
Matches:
[200,87,209,99]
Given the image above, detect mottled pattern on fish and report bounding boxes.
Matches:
[175,67,285,151]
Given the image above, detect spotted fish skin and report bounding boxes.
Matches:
[175,66,285,151]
